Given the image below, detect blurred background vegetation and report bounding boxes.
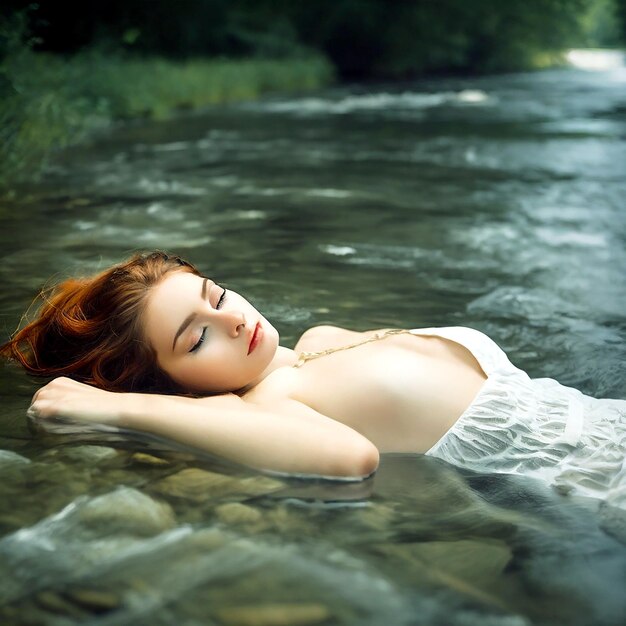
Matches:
[1,0,625,190]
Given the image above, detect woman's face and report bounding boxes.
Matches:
[143,270,280,393]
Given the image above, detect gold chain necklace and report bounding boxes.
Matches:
[293,328,412,368]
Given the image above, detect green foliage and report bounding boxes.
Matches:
[6,0,618,79]
[0,12,332,189]
[618,0,626,41]
[587,0,625,44]
[284,0,599,77]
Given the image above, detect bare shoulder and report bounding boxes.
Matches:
[294,325,363,353]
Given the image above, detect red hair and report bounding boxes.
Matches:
[0,251,201,393]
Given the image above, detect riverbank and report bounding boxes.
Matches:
[0,50,333,192]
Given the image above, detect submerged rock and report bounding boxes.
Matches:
[373,539,513,611]
[36,591,86,618]
[64,588,120,612]
[185,527,230,551]
[58,445,119,463]
[598,502,626,545]
[0,450,30,466]
[151,468,283,502]
[215,603,330,626]
[78,486,176,536]
[353,503,396,531]
[215,502,263,525]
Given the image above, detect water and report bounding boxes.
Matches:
[1,61,625,624]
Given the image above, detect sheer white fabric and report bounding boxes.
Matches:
[413,327,626,509]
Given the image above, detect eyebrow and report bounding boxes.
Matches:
[171,277,209,352]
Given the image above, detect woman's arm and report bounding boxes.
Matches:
[28,377,379,478]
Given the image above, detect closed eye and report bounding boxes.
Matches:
[189,288,225,353]
[189,327,206,353]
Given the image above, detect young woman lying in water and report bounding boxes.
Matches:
[2,252,625,507]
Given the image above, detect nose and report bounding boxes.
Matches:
[218,308,247,337]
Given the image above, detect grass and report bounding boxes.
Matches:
[0,49,334,191]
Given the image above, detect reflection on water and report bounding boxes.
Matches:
[566,49,626,71]
[1,63,625,624]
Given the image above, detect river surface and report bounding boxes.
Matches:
[1,59,625,625]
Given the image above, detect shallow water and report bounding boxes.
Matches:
[1,61,626,625]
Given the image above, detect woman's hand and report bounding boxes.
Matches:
[28,377,125,426]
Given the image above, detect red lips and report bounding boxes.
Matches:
[248,321,262,355]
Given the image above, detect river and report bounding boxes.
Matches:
[0,57,625,625]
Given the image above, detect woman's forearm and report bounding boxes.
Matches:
[120,392,379,478]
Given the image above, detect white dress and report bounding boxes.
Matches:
[411,327,626,509]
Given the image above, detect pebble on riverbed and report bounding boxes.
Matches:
[130,451,173,466]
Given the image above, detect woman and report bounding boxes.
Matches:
[2,251,625,507]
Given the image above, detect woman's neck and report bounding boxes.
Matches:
[236,345,297,395]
